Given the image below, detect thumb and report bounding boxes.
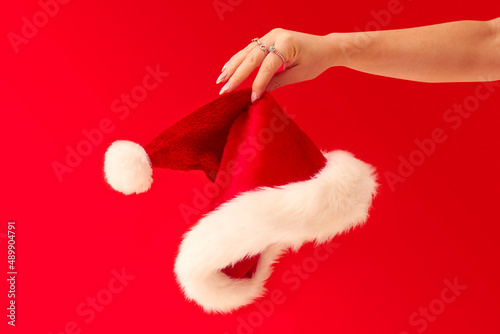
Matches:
[265,67,304,92]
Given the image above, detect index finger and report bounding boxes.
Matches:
[217,33,275,91]
[217,40,258,87]
[221,41,257,72]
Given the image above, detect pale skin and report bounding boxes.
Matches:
[216,18,500,103]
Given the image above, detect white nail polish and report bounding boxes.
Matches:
[222,60,231,72]
[216,71,227,84]
[219,82,230,95]
[251,91,258,103]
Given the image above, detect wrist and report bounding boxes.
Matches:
[322,32,351,68]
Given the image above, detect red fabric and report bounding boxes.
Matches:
[144,89,252,181]
[211,92,327,209]
[216,92,327,278]
[145,88,327,279]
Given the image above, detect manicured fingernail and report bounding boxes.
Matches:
[251,91,258,103]
[219,82,231,95]
[221,60,230,72]
[216,71,227,84]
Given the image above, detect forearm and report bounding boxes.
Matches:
[326,18,500,82]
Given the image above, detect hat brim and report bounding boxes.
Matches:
[174,150,378,313]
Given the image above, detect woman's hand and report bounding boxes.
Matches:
[216,19,500,100]
[216,28,338,103]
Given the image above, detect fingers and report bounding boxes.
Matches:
[218,44,266,95]
[217,30,276,94]
[216,41,259,91]
[216,41,255,84]
[251,51,285,101]
[216,29,285,98]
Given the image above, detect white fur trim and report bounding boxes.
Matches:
[174,150,378,313]
[104,140,153,195]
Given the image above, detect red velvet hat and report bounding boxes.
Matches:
[103,88,378,313]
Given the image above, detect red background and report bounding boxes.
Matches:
[2,0,499,333]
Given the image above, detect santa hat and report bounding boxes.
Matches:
[103,88,378,313]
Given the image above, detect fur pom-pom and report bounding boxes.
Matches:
[104,140,153,195]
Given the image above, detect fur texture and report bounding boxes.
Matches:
[174,150,378,314]
[104,140,153,195]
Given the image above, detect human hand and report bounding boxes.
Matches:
[216,28,338,103]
